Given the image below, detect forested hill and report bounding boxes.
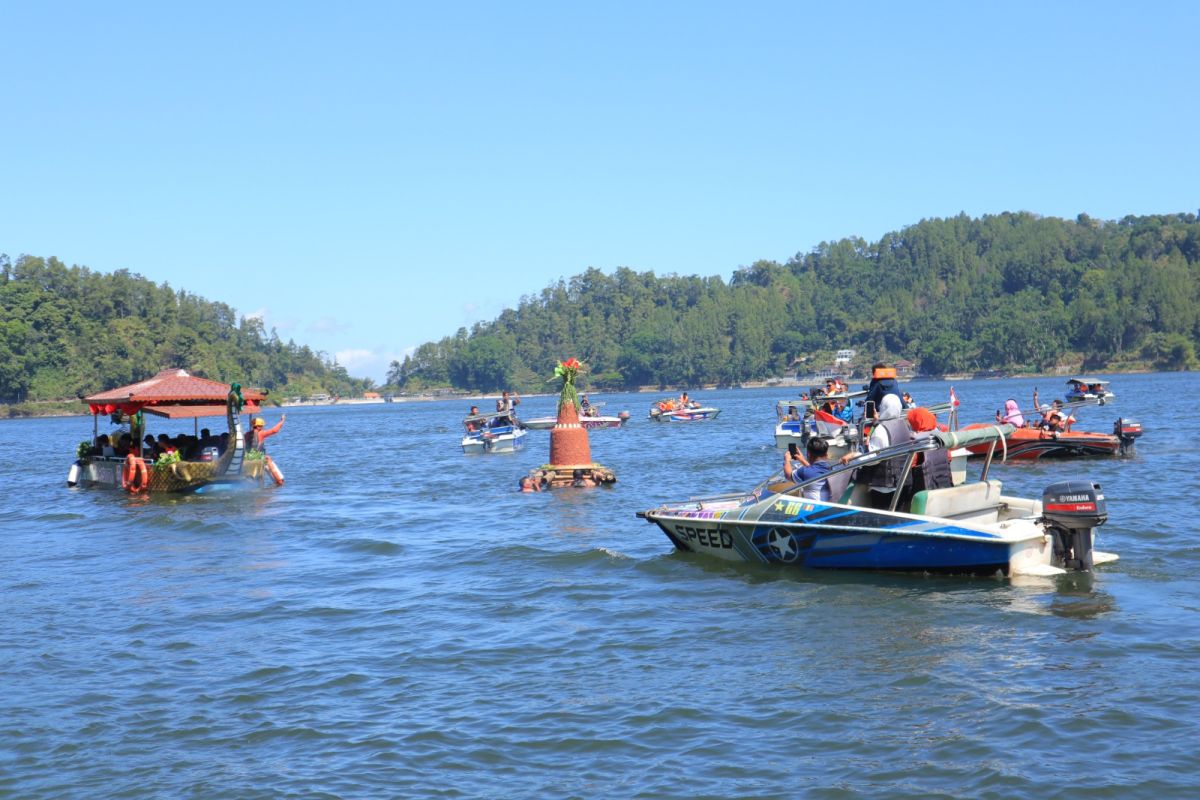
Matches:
[389,212,1200,392]
[0,254,372,405]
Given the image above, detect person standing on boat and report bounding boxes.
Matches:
[785,439,832,501]
[863,364,902,419]
[495,391,520,425]
[247,414,286,453]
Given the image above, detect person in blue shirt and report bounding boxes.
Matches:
[835,398,855,423]
[784,439,833,501]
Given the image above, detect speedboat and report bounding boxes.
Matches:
[649,399,720,422]
[1065,378,1115,405]
[637,425,1116,576]
[774,394,862,452]
[959,417,1143,459]
[67,369,283,493]
[524,412,628,430]
[461,412,527,454]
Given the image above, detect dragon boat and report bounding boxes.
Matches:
[67,369,282,493]
[638,425,1115,576]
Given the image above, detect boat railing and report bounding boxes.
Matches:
[653,425,1014,512]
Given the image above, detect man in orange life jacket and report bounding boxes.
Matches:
[248,414,285,453]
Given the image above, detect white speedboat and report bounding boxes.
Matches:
[649,399,720,422]
[461,412,527,454]
[1065,378,1116,405]
[523,413,628,430]
[638,425,1116,576]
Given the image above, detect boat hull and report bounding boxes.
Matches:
[524,415,625,430]
[649,407,720,422]
[70,455,271,493]
[461,427,527,454]
[645,500,1078,575]
[960,425,1121,459]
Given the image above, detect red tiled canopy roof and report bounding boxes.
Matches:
[85,369,267,405]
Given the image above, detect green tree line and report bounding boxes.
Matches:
[389,211,1200,392]
[0,254,372,404]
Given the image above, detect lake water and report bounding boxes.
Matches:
[4,373,1199,798]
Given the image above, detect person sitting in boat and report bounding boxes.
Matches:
[995,399,1025,428]
[464,406,484,432]
[156,433,176,456]
[247,414,285,453]
[1051,399,1076,432]
[785,405,801,421]
[141,434,157,457]
[580,395,599,417]
[833,398,854,423]
[218,432,230,454]
[901,391,914,408]
[906,406,952,494]
[863,364,902,419]
[784,439,832,501]
[678,391,698,409]
[92,434,115,457]
[840,393,912,507]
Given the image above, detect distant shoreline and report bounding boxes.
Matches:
[0,368,1171,420]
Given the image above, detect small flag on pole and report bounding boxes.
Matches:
[950,386,960,407]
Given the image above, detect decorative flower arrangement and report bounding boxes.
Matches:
[153,450,182,471]
[552,358,584,412]
[77,440,93,459]
[245,448,266,462]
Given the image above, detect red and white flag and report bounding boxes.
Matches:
[950,387,960,407]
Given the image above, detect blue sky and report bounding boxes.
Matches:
[2,2,1197,382]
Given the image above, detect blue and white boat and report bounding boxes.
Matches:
[461,412,527,454]
[638,425,1116,576]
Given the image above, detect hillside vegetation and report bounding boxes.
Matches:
[389,212,1200,392]
[0,254,371,405]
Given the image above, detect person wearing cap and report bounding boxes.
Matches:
[247,414,286,453]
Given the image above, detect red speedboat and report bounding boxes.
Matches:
[959,418,1143,460]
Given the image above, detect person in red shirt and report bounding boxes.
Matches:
[248,414,285,453]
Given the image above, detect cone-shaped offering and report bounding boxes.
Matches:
[549,387,592,466]
[529,358,616,488]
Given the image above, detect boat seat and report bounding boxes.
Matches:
[829,470,854,504]
[909,480,1003,522]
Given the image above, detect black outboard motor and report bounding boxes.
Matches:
[1042,481,1107,571]
[1113,418,1144,454]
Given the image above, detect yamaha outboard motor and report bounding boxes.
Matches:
[1113,418,1144,455]
[1042,481,1107,571]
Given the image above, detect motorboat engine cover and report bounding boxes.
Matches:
[1114,418,1144,440]
[1042,480,1107,530]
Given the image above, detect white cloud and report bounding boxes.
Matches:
[333,347,411,383]
[245,307,267,321]
[308,316,351,334]
[334,348,376,370]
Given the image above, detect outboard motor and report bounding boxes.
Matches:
[1113,418,1144,454]
[1042,481,1107,571]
